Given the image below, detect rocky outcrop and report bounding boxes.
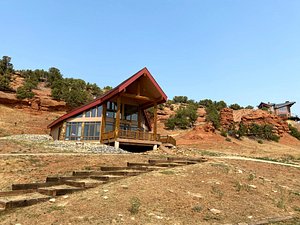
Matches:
[241,110,289,136]
[0,91,66,111]
[220,108,289,136]
[220,108,235,130]
[0,91,27,105]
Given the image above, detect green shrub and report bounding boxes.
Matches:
[128,197,141,215]
[245,105,254,109]
[229,103,243,110]
[288,124,300,140]
[0,56,14,91]
[248,123,279,142]
[257,139,263,144]
[165,117,176,130]
[206,104,220,129]
[16,85,35,99]
[165,104,197,130]
[227,123,280,142]
[220,129,227,137]
[173,96,188,103]
[225,137,231,142]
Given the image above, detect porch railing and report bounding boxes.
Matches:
[160,135,176,146]
[102,130,160,142]
[101,130,176,146]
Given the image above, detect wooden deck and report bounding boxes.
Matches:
[101,130,176,147]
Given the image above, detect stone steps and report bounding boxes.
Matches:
[0,192,50,210]
[38,184,84,196]
[46,175,90,182]
[12,182,62,191]
[64,179,105,188]
[0,156,207,211]
[90,174,124,182]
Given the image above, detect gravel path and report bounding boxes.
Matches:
[213,155,300,168]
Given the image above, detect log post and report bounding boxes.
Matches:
[115,96,121,138]
[153,102,157,141]
[100,102,107,143]
[138,107,142,131]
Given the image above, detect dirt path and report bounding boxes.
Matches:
[214,155,300,168]
[0,153,129,156]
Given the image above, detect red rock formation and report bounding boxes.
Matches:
[220,108,234,130]
[220,108,289,136]
[241,110,289,136]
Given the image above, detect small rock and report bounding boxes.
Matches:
[131,217,135,220]
[103,189,109,192]
[248,216,253,219]
[238,169,243,174]
[63,195,69,199]
[272,190,278,193]
[103,196,108,199]
[49,198,56,203]
[121,185,128,189]
[249,185,257,189]
[210,208,221,214]
[155,215,163,219]
[187,191,203,199]
[238,223,248,225]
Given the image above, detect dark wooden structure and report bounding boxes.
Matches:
[48,68,176,150]
[258,101,296,119]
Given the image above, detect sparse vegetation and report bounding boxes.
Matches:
[165,104,197,129]
[220,129,228,137]
[248,173,256,181]
[192,205,202,212]
[128,197,141,215]
[288,124,300,140]
[227,123,280,142]
[229,103,243,110]
[225,137,231,142]
[233,181,251,192]
[0,56,14,91]
[211,185,224,199]
[257,139,263,144]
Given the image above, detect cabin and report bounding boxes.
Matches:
[48,67,176,150]
[258,101,296,119]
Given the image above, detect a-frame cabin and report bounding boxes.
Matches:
[48,68,175,150]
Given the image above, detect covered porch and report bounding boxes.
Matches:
[99,69,170,150]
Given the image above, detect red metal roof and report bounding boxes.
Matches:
[48,67,167,128]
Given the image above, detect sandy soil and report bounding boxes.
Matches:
[0,158,299,224]
[0,105,64,136]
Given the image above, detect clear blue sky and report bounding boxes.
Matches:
[1,0,300,115]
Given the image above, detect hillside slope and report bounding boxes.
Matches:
[0,158,299,224]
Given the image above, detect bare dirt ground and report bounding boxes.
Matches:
[0,158,299,224]
[0,105,64,136]
[0,104,300,224]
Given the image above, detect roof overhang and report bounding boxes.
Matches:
[48,67,167,128]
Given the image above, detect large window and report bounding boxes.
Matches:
[278,107,287,113]
[83,122,101,140]
[124,104,138,121]
[65,122,82,140]
[85,107,97,117]
[97,105,103,117]
[107,102,117,118]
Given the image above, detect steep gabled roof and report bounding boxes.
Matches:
[48,67,167,128]
[274,101,296,109]
[258,101,296,109]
